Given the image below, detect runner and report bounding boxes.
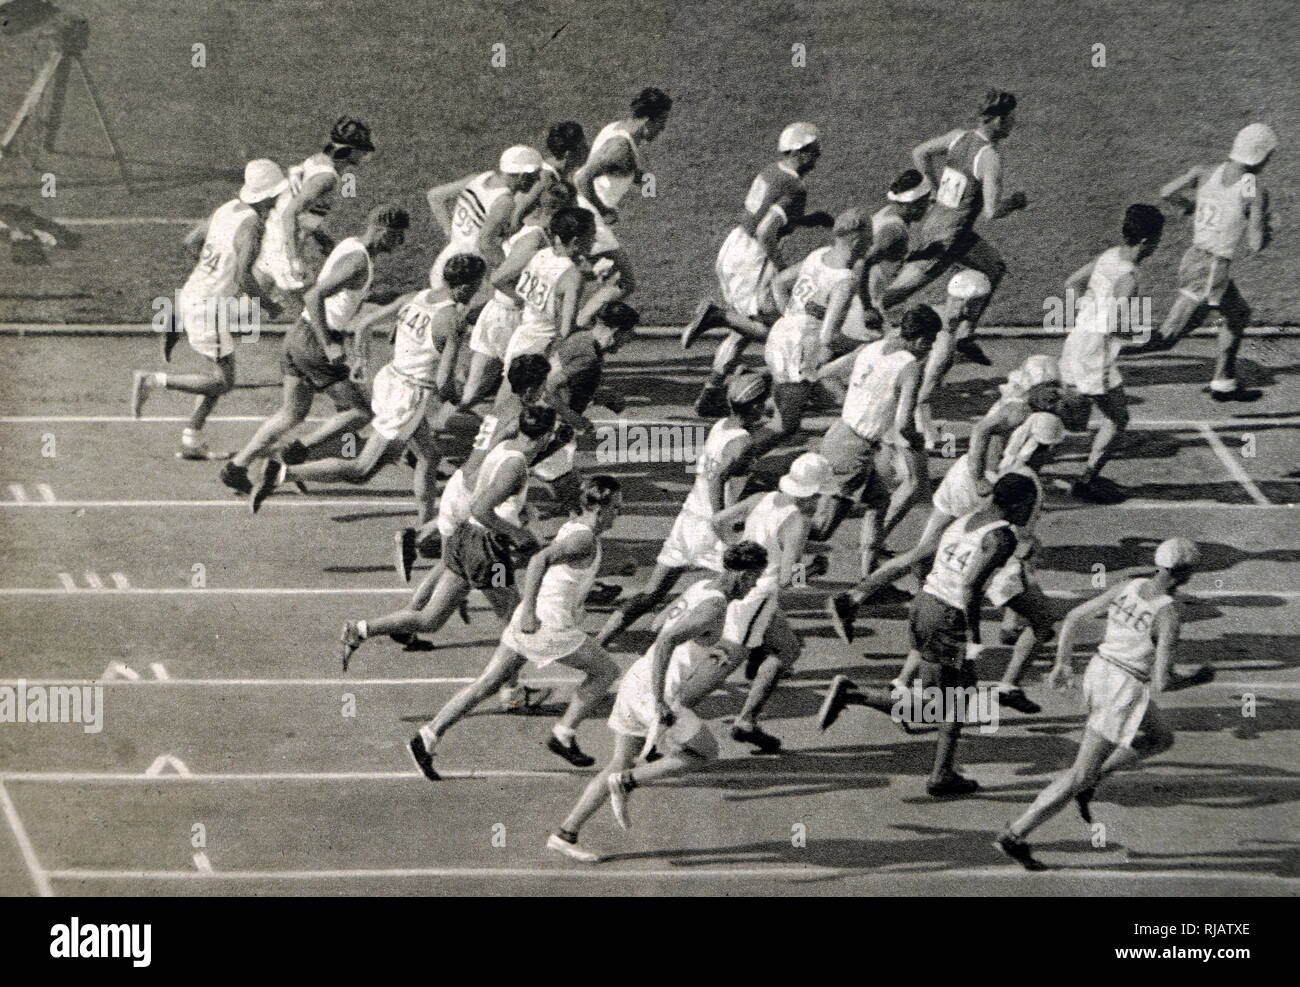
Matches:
[499,206,594,365]
[546,541,771,863]
[709,452,837,752]
[880,90,1029,366]
[218,204,410,496]
[406,475,624,777]
[130,159,287,460]
[819,473,1039,796]
[597,371,775,648]
[1130,123,1277,402]
[253,116,375,303]
[1059,204,1165,500]
[247,254,486,518]
[994,539,1211,869]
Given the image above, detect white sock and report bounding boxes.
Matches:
[151,372,167,388]
[181,427,200,446]
[1210,377,1237,393]
[356,620,368,639]
[552,724,575,744]
[418,725,438,751]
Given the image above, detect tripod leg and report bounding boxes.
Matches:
[42,55,74,154]
[73,56,133,191]
[1,52,63,160]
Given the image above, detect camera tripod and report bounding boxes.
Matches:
[0,10,132,190]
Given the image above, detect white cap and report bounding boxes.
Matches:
[948,269,992,300]
[1229,123,1277,166]
[999,412,1064,471]
[779,451,836,498]
[499,145,543,174]
[1021,354,1060,388]
[1155,537,1200,570]
[1025,411,1065,445]
[239,159,289,203]
[779,122,819,153]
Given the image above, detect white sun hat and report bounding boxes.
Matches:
[779,451,835,498]
[779,122,819,153]
[948,269,992,300]
[1229,123,1277,166]
[499,145,543,174]
[239,159,289,203]
[1155,537,1201,570]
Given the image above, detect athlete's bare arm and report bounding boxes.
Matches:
[768,263,800,312]
[965,403,1014,487]
[1149,602,1182,694]
[892,360,923,449]
[776,512,811,587]
[517,525,595,630]
[819,277,857,348]
[710,491,763,541]
[648,598,724,719]
[1246,185,1271,254]
[1159,165,1207,213]
[277,171,338,273]
[488,230,543,303]
[574,139,635,222]
[554,264,583,340]
[183,218,210,259]
[963,527,1019,642]
[231,217,275,308]
[432,308,463,402]
[302,250,366,355]
[1064,258,1097,295]
[977,148,1026,220]
[356,291,417,333]
[1050,581,1127,685]
[425,173,474,237]
[912,128,966,187]
[477,194,515,269]
[469,455,536,549]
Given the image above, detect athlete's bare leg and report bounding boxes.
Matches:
[230,375,314,468]
[597,563,684,648]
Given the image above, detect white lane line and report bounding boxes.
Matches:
[0,676,1293,691]
[0,780,53,897]
[0,497,1292,511]
[82,571,103,590]
[1,586,1297,599]
[191,852,214,874]
[99,661,140,681]
[52,217,204,227]
[1,414,1297,428]
[1199,424,1271,506]
[144,756,191,778]
[7,484,28,502]
[38,865,1296,884]
[7,768,1299,785]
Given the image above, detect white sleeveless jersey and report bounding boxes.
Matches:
[924,513,1011,610]
[742,492,800,586]
[390,291,456,384]
[533,519,602,629]
[683,418,751,517]
[306,236,372,334]
[1071,246,1137,336]
[842,339,916,443]
[1098,578,1173,680]
[1193,163,1254,260]
[785,246,854,320]
[493,224,545,308]
[639,579,729,704]
[264,154,338,243]
[183,200,257,301]
[468,444,528,528]
[588,121,642,209]
[516,246,576,338]
[448,171,512,250]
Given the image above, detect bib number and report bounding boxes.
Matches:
[452,196,480,239]
[744,175,769,215]
[936,167,968,209]
[516,269,554,313]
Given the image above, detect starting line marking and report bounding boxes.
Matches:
[37,864,1296,885]
[0,780,52,897]
[1199,424,1272,506]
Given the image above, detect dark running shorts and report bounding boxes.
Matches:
[444,521,515,590]
[281,320,350,391]
[908,591,968,668]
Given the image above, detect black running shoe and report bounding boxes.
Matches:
[407,735,440,781]
[926,774,980,798]
[993,831,1046,871]
[218,461,252,495]
[1167,663,1215,691]
[730,723,782,754]
[547,734,595,767]
[681,300,722,350]
[161,328,180,363]
[955,338,992,366]
[1209,386,1263,403]
[395,528,417,582]
[250,459,284,514]
[818,674,857,731]
[1074,786,1096,824]
[585,582,621,608]
[280,439,309,466]
[996,686,1041,715]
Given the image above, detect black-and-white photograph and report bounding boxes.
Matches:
[0,0,1295,911]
